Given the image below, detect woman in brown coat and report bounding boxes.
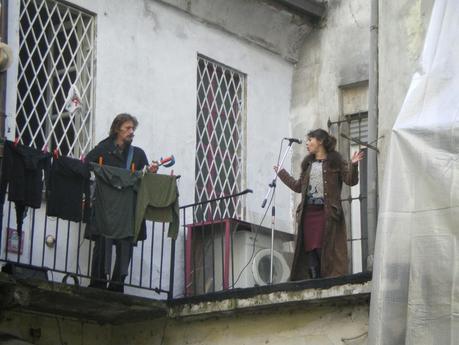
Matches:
[275,129,364,280]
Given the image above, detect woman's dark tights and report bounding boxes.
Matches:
[307,248,321,279]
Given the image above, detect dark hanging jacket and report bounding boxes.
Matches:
[84,137,149,241]
[0,140,51,233]
[46,156,91,223]
[0,140,51,208]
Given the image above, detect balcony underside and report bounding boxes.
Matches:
[0,271,371,324]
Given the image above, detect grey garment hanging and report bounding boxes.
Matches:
[91,163,141,239]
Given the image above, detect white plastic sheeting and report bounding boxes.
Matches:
[368,0,459,344]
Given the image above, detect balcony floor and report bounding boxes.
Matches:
[0,272,168,324]
[0,271,371,324]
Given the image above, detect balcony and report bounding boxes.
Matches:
[0,189,371,324]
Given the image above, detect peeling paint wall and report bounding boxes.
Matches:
[288,0,435,251]
[0,311,111,345]
[287,0,370,219]
[154,0,314,62]
[1,303,368,345]
[112,304,369,345]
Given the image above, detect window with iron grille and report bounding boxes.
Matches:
[15,0,96,157]
[195,55,246,222]
[329,112,369,273]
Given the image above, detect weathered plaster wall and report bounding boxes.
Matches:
[0,279,371,344]
[5,0,297,298]
[287,0,370,215]
[155,0,314,62]
[1,303,368,345]
[287,0,435,237]
[5,0,295,229]
[112,304,369,345]
[0,311,111,345]
[55,0,294,233]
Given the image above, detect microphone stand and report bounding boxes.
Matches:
[261,139,295,284]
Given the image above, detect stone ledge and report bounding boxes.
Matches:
[0,271,371,324]
[168,273,372,320]
[0,272,168,325]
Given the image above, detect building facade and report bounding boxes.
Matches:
[0,0,437,344]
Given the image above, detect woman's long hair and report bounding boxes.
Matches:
[301,129,338,171]
[307,129,336,152]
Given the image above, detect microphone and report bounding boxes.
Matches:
[283,137,302,144]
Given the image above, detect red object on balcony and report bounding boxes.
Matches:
[185,218,234,296]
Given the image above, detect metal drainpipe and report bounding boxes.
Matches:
[0,0,8,143]
[367,0,379,270]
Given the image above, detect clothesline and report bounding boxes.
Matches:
[1,141,180,247]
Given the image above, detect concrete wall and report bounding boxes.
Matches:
[288,0,436,235]
[0,311,111,345]
[4,0,296,228]
[4,0,298,297]
[0,1,439,344]
[287,0,370,216]
[155,0,314,62]
[1,303,368,345]
[115,305,369,345]
[287,0,434,181]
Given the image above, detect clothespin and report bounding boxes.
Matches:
[98,156,103,166]
[157,155,175,168]
[13,137,19,147]
[53,148,59,159]
[79,154,85,162]
[42,144,48,153]
[131,163,136,173]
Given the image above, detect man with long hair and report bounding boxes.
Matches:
[86,113,157,292]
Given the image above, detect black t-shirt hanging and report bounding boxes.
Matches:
[0,140,51,208]
[46,156,91,223]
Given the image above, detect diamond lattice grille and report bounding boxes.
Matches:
[195,56,245,222]
[15,0,95,157]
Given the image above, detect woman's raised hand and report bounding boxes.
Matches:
[351,151,365,164]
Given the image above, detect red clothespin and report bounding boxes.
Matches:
[13,137,19,147]
[53,148,59,159]
[98,156,103,166]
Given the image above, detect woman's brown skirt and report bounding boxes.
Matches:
[303,204,325,252]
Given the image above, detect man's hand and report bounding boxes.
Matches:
[149,161,159,173]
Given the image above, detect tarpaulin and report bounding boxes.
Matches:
[368,0,459,344]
